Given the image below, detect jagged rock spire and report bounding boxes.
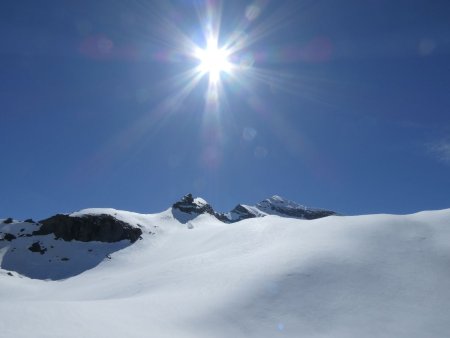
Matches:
[171,193,216,223]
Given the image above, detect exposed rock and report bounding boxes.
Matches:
[3,233,16,241]
[24,219,35,223]
[216,196,336,223]
[33,214,142,243]
[230,205,258,219]
[217,204,265,223]
[172,194,337,223]
[256,195,337,220]
[172,194,217,223]
[28,242,47,255]
[172,194,215,215]
[3,218,13,224]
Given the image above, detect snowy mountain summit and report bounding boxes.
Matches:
[172,194,216,223]
[256,195,337,219]
[172,193,337,223]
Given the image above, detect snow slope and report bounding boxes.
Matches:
[1,208,450,338]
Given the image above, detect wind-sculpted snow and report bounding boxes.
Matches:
[1,208,450,337]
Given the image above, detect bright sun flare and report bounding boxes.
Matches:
[196,41,232,83]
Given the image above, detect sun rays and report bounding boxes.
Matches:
[146,0,300,116]
[77,1,323,174]
[195,39,232,84]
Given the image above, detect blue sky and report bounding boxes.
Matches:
[1,0,450,220]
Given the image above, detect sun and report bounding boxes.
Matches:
[195,40,232,83]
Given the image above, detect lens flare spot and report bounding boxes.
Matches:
[239,52,255,70]
[255,146,268,159]
[243,127,257,141]
[245,4,262,21]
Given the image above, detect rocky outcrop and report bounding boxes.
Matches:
[256,195,337,220]
[172,194,337,223]
[172,194,218,223]
[28,241,47,254]
[216,204,264,223]
[172,194,215,215]
[229,205,258,220]
[2,233,17,241]
[33,214,142,243]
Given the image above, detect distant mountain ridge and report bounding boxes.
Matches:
[172,193,337,223]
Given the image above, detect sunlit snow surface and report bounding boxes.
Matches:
[1,208,450,337]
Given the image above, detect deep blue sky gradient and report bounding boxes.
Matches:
[1,0,450,220]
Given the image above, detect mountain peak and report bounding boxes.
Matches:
[171,194,215,223]
[215,195,337,223]
[269,195,285,201]
[258,195,306,210]
[257,195,336,220]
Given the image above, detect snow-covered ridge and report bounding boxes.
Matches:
[172,193,337,223]
[255,195,337,219]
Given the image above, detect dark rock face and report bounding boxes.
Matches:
[28,241,47,255]
[172,194,218,223]
[266,205,335,219]
[3,218,13,224]
[2,233,17,241]
[172,194,215,215]
[214,213,231,223]
[216,205,259,223]
[217,197,337,223]
[230,205,257,220]
[256,196,337,220]
[33,214,142,243]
